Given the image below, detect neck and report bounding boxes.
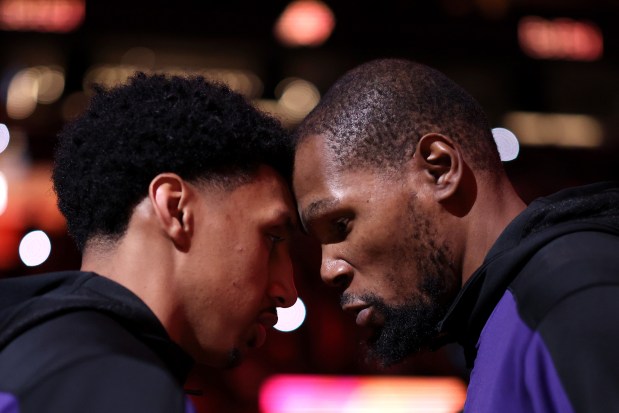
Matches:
[81,231,179,335]
[460,175,526,285]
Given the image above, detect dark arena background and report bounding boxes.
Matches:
[1,1,618,412]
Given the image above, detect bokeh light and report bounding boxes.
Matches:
[518,16,603,61]
[83,65,263,99]
[0,0,85,33]
[36,66,65,104]
[18,230,52,267]
[6,66,66,119]
[0,172,8,216]
[0,123,9,153]
[6,68,39,119]
[274,297,306,332]
[503,111,603,147]
[260,375,467,413]
[276,78,320,122]
[274,0,335,47]
[491,127,519,161]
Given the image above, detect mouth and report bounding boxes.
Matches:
[257,308,278,329]
[342,300,377,328]
[344,305,385,349]
[247,308,279,349]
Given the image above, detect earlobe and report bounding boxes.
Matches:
[415,133,463,202]
[149,173,193,252]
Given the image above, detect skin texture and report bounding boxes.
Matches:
[293,133,526,366]
[82,166,298,368]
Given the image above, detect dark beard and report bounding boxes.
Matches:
[356,281,449,368]
[347,196,458,368]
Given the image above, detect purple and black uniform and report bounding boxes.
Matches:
[439,182,619,412]
[0,272,196,413]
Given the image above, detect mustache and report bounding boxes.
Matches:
[340,292,384,308]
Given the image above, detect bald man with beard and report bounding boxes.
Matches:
[292,58,619,413]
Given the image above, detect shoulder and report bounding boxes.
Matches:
[511,230,619,328]
[0,311,186,412]
[508,230,619,412]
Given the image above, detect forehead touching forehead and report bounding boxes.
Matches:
[235,165,298,225]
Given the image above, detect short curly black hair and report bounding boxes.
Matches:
[295,58,501,173]
[53,72,292,251]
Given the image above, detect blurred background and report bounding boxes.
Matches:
[1,0,618,412]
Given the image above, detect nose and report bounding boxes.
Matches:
[320,245,353,289]
[269,250,298,308]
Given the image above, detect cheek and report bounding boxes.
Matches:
[347,220,423,299]
[351,218,407,266]
[229,245,272,299]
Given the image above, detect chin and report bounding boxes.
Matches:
[224,348,243,368]
[206,348,243,369]
[193,347,244,369]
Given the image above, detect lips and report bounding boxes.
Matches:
[248,309,279,349]
[258,309,278,329]
[355,307,373,327]
[342,300,374,327]
[342,300,384,329]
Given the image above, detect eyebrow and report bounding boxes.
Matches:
[300,198,340,232]
[272,209,298,236]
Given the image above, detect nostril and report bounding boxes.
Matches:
[332,273,351,289]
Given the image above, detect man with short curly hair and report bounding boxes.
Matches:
[0,73,298,412]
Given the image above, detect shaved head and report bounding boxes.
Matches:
[295,58,502,173]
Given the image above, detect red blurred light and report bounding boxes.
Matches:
[274,0,335,47]
[260,375,467,413]
[518,16,603,61]
[0,0,85,33]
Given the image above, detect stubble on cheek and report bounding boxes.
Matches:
[358,198,459,367]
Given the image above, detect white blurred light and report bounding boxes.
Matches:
[19,230,52,267]
[36,66,65,104]
[6,66,66,119]
[0,172,7,216]
[0,123,9,154]
[274,297,306,332]
[275,0,335,47]
[6,68,39,119]
[491,127,519,161]
[277,78,320,121]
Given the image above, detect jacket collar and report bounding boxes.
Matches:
[436,182,619,367]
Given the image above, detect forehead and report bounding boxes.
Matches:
[203,166,296,221]
[293,135,398,218]
[293,135,345,206]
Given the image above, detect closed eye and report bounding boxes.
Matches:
[307,215,353,244]
[268,233,286,244]
[332,217,350,239]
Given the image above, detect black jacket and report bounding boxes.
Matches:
[0,271,194,412]
[439,182,619,412]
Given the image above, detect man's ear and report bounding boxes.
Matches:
[414,133,463,202]
[148,173,194,252]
